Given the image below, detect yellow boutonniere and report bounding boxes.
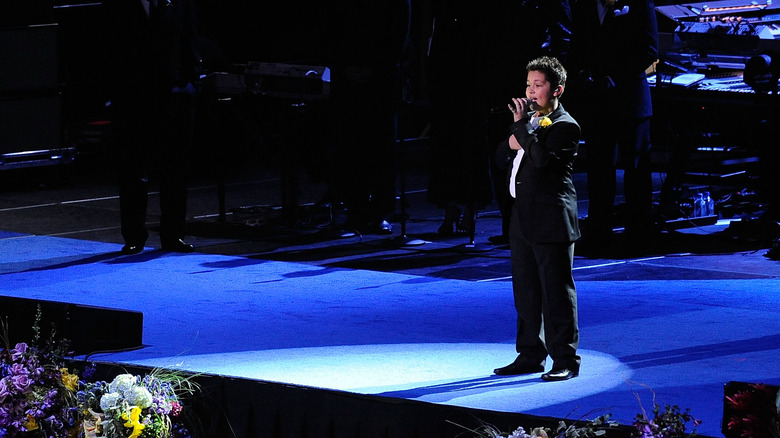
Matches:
[539,117,552,128]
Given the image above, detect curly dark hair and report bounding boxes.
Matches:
[526,56,567,90]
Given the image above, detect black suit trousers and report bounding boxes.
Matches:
[585,116,652,235]
[116,90,194,245]
[509,203,580,369]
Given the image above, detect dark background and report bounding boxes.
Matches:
[0,0,432,171]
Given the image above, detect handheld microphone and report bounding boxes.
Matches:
[490,98,535,115]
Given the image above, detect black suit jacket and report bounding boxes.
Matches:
[102,0,199,114]
[569,0,658,120]
[496,104,581,243]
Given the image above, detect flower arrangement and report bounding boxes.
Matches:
[455,406,700,438]
[455,381,704,438]
[725,383,780,438]
[449,414,618,438]
[630,382,700,438]
[0,341,81,437]
[632,403,700,438]
[77,370,198,438]
[1,308,199,438]
[0,309,82,438]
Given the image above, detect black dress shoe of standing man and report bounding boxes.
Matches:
[541,367,578,381]
[493,357,546,376]
[161,239,194,253]
[121,243,145,255]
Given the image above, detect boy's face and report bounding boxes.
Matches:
[526,70,556,113]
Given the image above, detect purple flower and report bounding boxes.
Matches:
[11,374,32,393]
[0,405,11,425]
[10,343,27,362]
[9,363,27,376]
[45,414,65,431]
[29,365,44,380]
[82,364,96,380]
[634,424,654,438]
[25,405,44,419]
[41,389,59,410]
[0,378,10,403]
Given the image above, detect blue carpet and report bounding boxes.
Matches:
[0,230,28,239]
[2,234,779,437]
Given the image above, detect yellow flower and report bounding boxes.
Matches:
[123,406,146,438]
[23,415,39,431]
[539,116,552,128]
[60,368,79,391]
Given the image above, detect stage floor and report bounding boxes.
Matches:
[2,163,779,437]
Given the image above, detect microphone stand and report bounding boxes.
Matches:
[392,136,425,247]
[453,205,492,253]
[390,0,425,247]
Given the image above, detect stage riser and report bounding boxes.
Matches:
[0,296,143,356]
[88,363,639,438]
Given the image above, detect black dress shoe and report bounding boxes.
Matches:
[493,361,545,376]
[161,239,195,253]
[121,243,145,255]
[438,205,460,236]
[541,368,578,381]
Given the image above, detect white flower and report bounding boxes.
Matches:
[108,374,137,394]
[99,392,122,411]
[125,386,154,409]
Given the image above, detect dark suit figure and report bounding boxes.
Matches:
[569,0,658,244]
[493,57,581,381]
[484,0,572,245]
[103,0,199,254]
[322,0,409,234]
[425,0,493,236]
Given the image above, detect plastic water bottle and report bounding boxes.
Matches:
[699,193,709,217]
[693,193,703,217]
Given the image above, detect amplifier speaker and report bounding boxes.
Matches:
[0,296,143,356]
[0,24,58,93]
[0,95,62,155]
